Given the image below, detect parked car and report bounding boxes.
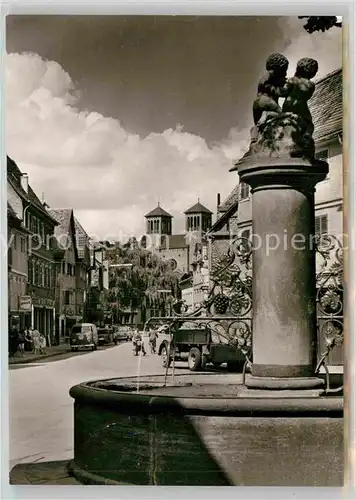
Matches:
[157,322,246,372]
[70,323,98,351]
[113,326,131,343]
[97,327,114,346]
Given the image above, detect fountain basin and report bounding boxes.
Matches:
[68,373,343,486]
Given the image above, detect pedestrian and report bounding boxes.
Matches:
[132,329,146,356]
[32,327,41,355]
[24,327,33,353]
[148,329,158,354]
[39,332,47,355]
[18,329,25,356]
[9,326,19,357]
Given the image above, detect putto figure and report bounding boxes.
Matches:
[282,57,319,136]
[252,53,289,126]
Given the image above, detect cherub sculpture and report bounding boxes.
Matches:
[252,53,289,126]
[282,57,319,136]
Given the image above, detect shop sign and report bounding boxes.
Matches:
[32,297,55,308]
[19,295,32,311]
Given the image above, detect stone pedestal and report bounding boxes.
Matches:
[237,158,329,394]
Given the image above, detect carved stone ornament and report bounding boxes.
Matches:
[238,54,320,165]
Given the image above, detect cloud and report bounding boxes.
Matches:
[6,52,248,239]
[6,21,342,240]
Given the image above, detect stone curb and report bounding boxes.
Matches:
[9,348,70,365]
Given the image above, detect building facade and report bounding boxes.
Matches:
[7,202,30,331]
[48,209,88,342]
[74,217,91,325]
[7,157,59,343]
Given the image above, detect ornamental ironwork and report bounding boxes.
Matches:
[315,234,344,393]
[145,235,253,362]
[145,233,344,393]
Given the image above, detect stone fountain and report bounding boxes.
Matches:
[67,54,343,486]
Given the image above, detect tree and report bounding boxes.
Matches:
[106,241,181,324]
[299,16,342,34]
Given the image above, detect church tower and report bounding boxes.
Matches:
[145,203,173,249]
[184,200,212,234]
[184,200,213,266]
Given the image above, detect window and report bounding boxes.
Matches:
[40,264,44,287]
[239,182,250,200]
[21,237,26,253]
[13,234,17,251]
[34,261,39,286]
[315,214,328,237]
[40,223,45,245]
[316,149,329,161]
[241,229,251,253]
[28,258,33,283]
[62,261,66,274]
[64,291,71,305]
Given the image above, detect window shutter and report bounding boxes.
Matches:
[315,215,328,236]
[239,182,250,200]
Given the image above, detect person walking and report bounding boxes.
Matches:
[24,327,33,353]
[39,332,47,354]
[31,327,41,355]
[18,329,25,356]
[148,329,158,354]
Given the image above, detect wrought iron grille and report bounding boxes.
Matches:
[145,235,253,362]
[315,234,344,393]
[144,233,344,392]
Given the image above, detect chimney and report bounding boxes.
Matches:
[217,193,221,210]
[21,173,29,193]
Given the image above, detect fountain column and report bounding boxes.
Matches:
[237,159,328,393]
[235,54,329,394]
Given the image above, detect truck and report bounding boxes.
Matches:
[156,322,247,372]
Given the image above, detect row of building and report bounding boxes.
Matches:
[7,157,109,344]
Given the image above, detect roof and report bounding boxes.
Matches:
[145,205,173,218]
[7,156,30,201]
[7,202,20,221]
[208,199,240,234]
[184,201,212,214]
[160,234,188,250]
[218,184,239,213]
[309,68,342,143]
[7,156,58,224]
[74,216,90,259]
[47,209,73,248]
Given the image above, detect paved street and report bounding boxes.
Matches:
[9,339,190,471]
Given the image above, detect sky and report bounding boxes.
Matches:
[6,16,342,241]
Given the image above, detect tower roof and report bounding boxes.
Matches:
[184,201,212,215]
[145,205,173,218]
